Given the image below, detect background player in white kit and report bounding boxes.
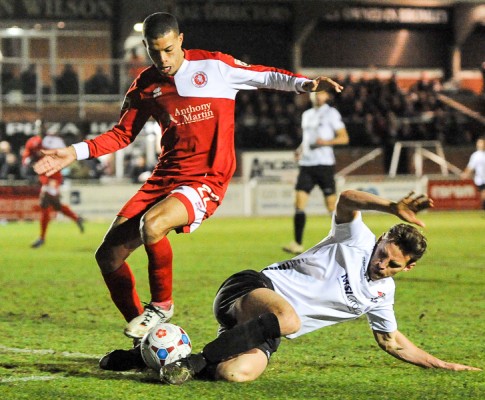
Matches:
[461,136,485,211]
[100,189,480,382]
[283,90,349,255]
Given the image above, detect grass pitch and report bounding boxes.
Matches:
[0,211,484,399]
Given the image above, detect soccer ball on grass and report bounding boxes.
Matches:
[140,322,192,371]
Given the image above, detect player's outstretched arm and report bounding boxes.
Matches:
[373,330,481,371]
[335,190,433,227]
[33,146,77,177]
[302,76,343,93]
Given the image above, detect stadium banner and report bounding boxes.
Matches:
[427,179,481,210]
[337,176,427,201]
[252,176,425,216]
[0,185,40,220]
[240,151,298,183]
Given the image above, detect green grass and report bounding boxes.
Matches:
[0,211,484,399]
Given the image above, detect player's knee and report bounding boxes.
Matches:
[216,364,260,383]
[139,212,171,243]
[95,243,117,273]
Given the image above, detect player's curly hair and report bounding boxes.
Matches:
[143,12,179,38]
[383,223,427,264]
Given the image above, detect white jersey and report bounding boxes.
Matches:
[467,150,485,186]
[298,103,345,166]
[262,213,397,338]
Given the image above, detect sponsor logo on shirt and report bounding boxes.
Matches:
[234,59,250,67]
[152,87,163,98]
[191,71,208,88]
[339,273,363,315]
[174,102,214,125]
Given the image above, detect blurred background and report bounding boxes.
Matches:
[0,0,484,219]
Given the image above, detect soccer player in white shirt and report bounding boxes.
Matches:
[99,190,480,381]
[461,136,485,210]
[283,90,349,255]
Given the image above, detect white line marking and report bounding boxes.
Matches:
[0,344,148,383]
[0,345,100,359]
[0,375,65,383]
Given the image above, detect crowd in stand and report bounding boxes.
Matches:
[0,70,482,182]
[235,71,479,151]
[1,63,118,101]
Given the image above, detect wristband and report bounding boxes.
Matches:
[72,142,90,160]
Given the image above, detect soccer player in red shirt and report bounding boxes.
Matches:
[22,120,84,248]
[34,12,343,340]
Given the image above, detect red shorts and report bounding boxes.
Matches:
[117,179,222,233]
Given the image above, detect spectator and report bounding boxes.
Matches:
[0,141,22,180]
[55,63,79,95]
[4,68,23,104]
[20,64,38,95]
[85,66,113,94]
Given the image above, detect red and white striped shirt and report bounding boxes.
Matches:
[75,49,310,201]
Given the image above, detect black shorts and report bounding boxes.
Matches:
[213,269,281,359]
[295,165,336,195]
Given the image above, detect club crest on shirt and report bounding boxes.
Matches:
[192,71,208,88]
[370,291,386,303]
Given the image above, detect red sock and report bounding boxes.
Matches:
[102,262,143,322]
[145,236,173,306]
[40,208,50,240]
[60,204,79,221]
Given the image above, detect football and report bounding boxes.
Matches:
[140,322,192,371]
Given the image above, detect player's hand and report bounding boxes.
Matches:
[390,192,434,227]
[303,76,343,93]
[33,146,77,177]
[440,362,481,371]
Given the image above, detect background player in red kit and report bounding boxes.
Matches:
[22,120,84,248]
[34,12,343,341]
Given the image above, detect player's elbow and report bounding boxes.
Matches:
[336,189,357,209]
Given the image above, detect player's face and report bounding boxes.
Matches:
[144,30,184,76]
[477,139,485,151]
[367,240,415,281]
[315,91,330,106]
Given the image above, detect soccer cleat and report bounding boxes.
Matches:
[76,217,85,233]
[160,357,195,385]
[124,303,174,339]
[282,241,304,255]
[99,346,146,371]
[31,238,45,248]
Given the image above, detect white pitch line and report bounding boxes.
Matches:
[0,345,147,383]
[0,344,100,359]
[0,375,65,383]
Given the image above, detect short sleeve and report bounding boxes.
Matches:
[366,305,398,332]
[331,212,376,249]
